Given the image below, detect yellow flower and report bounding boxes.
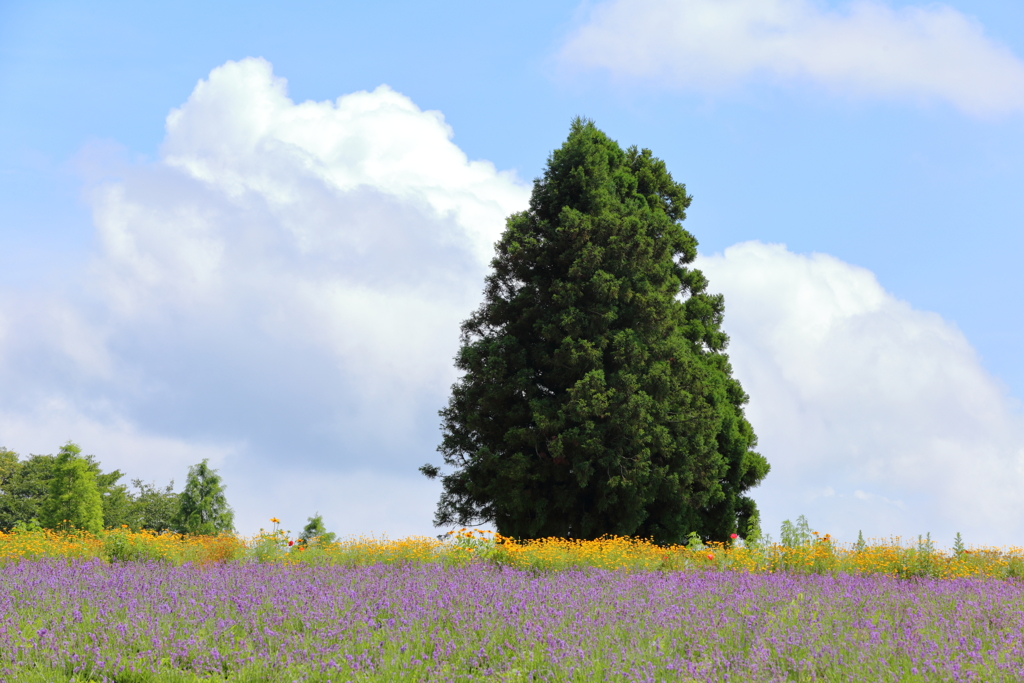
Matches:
[270,517,281,524]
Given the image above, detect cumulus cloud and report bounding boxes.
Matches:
[3,57,1021,544]
[0,399,236,487]
[0,57,530,535]
[697,242,1024,545]
[559,0,1024,116]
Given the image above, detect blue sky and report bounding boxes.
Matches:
[1,0,1022,545]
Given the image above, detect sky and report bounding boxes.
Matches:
[1,0,1022,546]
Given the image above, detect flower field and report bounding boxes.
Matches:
[2,527,1024,580]
[2,529,1024,681]
[3,559,1024,682]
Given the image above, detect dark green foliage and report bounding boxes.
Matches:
[300,513,337,546]
[39,442,104,534]
[171,459,234,535]
[127,479,180,532]
[0,448,16,487]
[424,119,769,543]
[0,451,55,530]
[0,447,177,532]
[1,445,180,532]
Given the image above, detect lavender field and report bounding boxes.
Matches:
[2,559,1023,682]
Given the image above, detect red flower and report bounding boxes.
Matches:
[707,553,714,560]
[288,540,294,546]
[730,533,739,540]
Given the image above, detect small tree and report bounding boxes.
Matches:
[299,513,337,547]
[129,479,180,532]
[171,459,234,535]
[0,447,25,531]
[0,453,55,531]
[39,442,103,534]
[81,455,131,529]
[780,515,814,548]
[0,448,17,490]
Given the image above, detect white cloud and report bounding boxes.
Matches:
[3,57,1022,545]
[697,242,1024,546]
[86,56,530,410]
[559,0,1024,116]
[160,58,523,266]
[0,57,530,534]
[0,398,236,486]
[240,468,447,540]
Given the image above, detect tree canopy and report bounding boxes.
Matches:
[422,119,769,544]
[0,446,179,532]
[0,450,54,531]
[300,513,337,547]
[171,459,234,535]
[39,442,104,534]
[127,479,181,532]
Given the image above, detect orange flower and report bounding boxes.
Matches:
[270,517,280,524]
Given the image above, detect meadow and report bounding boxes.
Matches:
[1,527,1023,682]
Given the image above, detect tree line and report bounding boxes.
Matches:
[0,442,234,535]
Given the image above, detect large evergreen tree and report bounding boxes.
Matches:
[39,442,104,534]
[171,459,234,535]
[421,119,769,544]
